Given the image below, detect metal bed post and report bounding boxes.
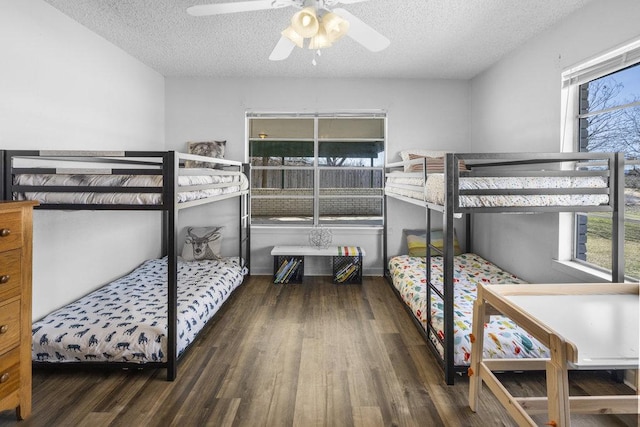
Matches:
[443,153,457,385]
[426,208,432,298]
[464,154,472,255]
[425,159,433,355]
[238,166,243,271]
[424,157,432,289]
[465,213,472,253]
[611,151,625,383]
[241,163,251,273]
[612,152,625,283]
[383,192,388,277]
[165,151,178,381]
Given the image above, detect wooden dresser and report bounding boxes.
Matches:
[0,201,37,420]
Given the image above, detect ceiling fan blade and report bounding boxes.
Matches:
[335,0,371,4]
[332,7,390,52]
[269,36,296,61]
[187,0,291,16]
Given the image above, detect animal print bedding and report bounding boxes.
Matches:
[32,257,246,364]
[14,171,248,205]
[388,253,549,365]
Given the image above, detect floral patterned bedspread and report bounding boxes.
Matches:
[32,257,246,364]
[388,253,549,365]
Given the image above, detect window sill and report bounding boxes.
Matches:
[251,225,383,233]
[552,259,614,282]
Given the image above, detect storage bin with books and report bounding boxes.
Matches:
[332,255,362,284]
[273,255,304,284]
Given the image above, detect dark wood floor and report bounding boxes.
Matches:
[1,275,637,427]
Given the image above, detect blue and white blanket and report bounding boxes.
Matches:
[32,257,246,364]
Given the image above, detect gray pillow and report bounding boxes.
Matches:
[182,226,223,261]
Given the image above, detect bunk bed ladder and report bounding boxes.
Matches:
[420,153,458,384]
[424,208,447,371]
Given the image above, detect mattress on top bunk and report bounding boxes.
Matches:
[384,174,426,200]
[388,253,549,365]
[385,172,609,207]
[13,170,249,205]
[31,256,246,364]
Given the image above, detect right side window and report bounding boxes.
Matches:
[575,62,640,280]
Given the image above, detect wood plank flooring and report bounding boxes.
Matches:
[0,275,637,427]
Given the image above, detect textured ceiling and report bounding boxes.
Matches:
[42,0,595,79]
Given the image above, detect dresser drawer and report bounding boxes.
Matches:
[0,347,20,398]
[0,299,20,356]
[0,249,22,302]
[0,211,22,253]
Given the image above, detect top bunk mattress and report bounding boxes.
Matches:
[13,170,249,205]
[385,172,610,207]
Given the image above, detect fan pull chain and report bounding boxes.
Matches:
[312,49,321,66]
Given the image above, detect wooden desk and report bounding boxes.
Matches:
[468,283,639,426]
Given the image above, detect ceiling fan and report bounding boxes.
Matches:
[187,0,390,61]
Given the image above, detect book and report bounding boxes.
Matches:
[283,258,300,283]
[275,258,295,283]
[274,258,289,279]
[336,264,358,283]
[334,261,354,278]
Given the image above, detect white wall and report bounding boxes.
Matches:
[16,0,623,316]
[469,0,640,282]
[165,77,471,274]
[0,0,165,319]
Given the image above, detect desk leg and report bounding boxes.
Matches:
[468,293,486,412]
[546,334,570,427]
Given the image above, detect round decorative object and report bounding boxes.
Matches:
[308,225,332,249]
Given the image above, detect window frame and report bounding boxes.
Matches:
[246,111,387,227]
[559,38,640,282]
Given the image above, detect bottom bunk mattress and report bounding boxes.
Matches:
[388,254,549,366]
[31,257,246,364]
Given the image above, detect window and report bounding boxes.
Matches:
[563,41,640,280]
[247,113,385,227]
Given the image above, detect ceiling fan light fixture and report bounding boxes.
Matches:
[290,7,319,38]
[308,24,332,50]
[322,12,349,43]
[187,1,390,62]
[281,26,304,48]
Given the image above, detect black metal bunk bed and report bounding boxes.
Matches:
[383,151,625,385]
[1,149,251,381]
